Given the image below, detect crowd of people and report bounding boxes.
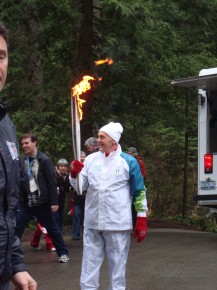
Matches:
[0,20,148,290]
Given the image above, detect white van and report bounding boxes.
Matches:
[172,68,217,207]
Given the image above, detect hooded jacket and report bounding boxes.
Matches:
[0,103,26,289]
[81,145,148,231]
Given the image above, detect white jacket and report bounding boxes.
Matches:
[81,145,147,231]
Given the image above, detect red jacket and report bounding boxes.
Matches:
[136,156,147,179]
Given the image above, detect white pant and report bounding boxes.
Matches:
[80,228,131,290]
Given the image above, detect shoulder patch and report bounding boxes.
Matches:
[6,141,19,160]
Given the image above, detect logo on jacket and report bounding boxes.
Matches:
[6,141,19,160]
[94,165,101,171]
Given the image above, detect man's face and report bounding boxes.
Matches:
[0,35,8,92]
[21,137,37,157]
[85,145,95,153]
[97,131,115,153]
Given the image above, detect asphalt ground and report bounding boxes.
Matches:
[9,228,217,290]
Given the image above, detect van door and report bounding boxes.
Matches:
[172,70,217,207]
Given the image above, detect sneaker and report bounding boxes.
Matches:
[72,236,80,240]
[50,247,56,252]
[58,255,69,263]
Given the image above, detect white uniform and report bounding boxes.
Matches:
[80,145,147,290]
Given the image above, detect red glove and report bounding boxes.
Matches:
[133,217,147,243]
[70,160,84,178]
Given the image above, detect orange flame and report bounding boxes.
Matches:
[71,58,113,120]
[95,57,114,66]
[72,75,95,120]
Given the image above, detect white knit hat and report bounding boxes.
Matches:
[99,122,123,143]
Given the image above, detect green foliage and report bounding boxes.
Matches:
[173,215,217,233]
[149,213,217,233]
[1,0,217,216]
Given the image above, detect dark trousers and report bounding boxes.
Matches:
[15,203,68,257]
[54,204,65,233]
[72,203,84,238]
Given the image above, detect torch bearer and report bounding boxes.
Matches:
[71,76,95,195]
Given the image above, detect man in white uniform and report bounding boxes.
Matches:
[70,122,148,290]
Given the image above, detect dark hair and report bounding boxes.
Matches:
[20,133,38,144]
[0,22,9,46]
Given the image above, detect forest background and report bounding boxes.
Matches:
[1,0,217,219]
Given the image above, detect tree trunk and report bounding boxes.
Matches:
[79,0,95,145]
[79,0,93,74]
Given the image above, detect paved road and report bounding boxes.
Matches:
[10,229,217,290]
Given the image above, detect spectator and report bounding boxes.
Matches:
[30,220,56,252]
[15,133,69,263]
[127,147,147,179]
[70,151,86,240]
[84,137,99,153]
[55,158,71,232]
[29,158,70,251]
[0,21,37,289]
[80,151,86,162]
[71,122,148,290]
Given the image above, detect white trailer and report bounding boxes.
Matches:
[172,68,217,208]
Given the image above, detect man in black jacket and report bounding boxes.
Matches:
[0,22,37,289]
[15,133,69,263]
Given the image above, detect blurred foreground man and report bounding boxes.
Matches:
[0,21,37,289]
[71,122,148,290]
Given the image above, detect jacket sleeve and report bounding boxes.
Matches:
[127,156,148,217]
[43,157,58,205]
[11,235,27,276]
[19,158,30,206]
[65,174,72,192]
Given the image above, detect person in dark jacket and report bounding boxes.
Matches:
[29,158,71,251]
[55,158,71,232]
[15,133,69,263]
[70,151,86,240]
[0,21,37,289]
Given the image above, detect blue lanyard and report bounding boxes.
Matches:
[25,157,34,178]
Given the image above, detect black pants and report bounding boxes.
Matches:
[15,203,68,257]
